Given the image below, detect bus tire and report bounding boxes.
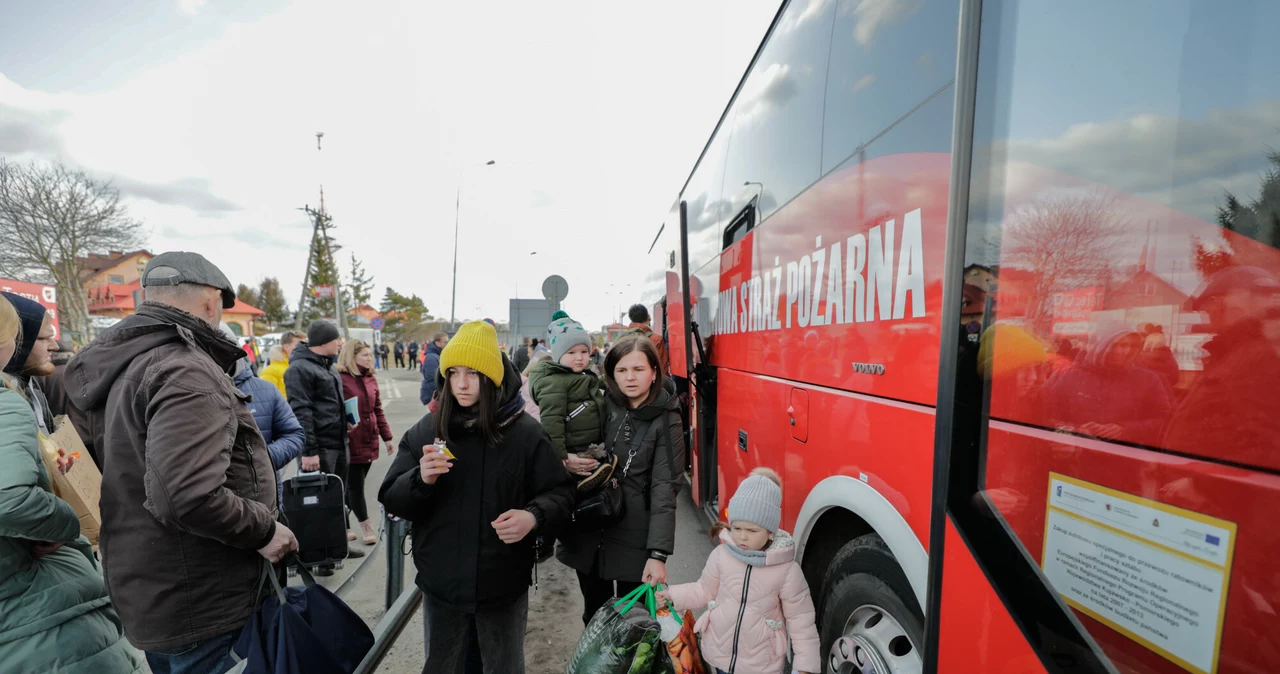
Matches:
[818,534,924,673]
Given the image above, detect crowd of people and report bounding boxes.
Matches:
[0,249,825,674]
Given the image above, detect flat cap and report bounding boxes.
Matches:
[142,251,236,309]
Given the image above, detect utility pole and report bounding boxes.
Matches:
[293,131,349,337]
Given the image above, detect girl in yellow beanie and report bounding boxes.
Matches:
[379,321,575,673]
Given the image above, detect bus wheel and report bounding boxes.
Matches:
[820,534,923,674]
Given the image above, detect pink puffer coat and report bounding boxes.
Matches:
[667,530,820,674]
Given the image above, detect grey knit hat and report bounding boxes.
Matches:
[548,318,592,364]
[727,470,783,532]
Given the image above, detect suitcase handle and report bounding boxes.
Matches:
[288,471,331,490]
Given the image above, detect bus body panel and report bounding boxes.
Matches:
[937,520,1049,674]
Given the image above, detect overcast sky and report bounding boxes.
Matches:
[0,0,778,329]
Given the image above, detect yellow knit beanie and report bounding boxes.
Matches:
[438,321,505,386]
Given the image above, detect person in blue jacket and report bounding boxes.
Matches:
[224,325,306,506]
[419,331,449,407]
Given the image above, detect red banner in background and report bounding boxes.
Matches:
[0,278,60,340]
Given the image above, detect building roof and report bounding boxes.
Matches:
[79,250,154,273]
[87,281,142,312]
[227,298,265,316]
[85,279,264,316]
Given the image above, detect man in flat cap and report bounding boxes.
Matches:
[66,251,298,673]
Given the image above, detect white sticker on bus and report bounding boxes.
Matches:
[1041,473,1235,674]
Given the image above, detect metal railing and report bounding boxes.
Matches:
[352,514,418,674]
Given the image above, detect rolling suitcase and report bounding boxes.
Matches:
[282,471,348,570]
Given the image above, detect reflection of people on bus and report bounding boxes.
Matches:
[1137,323,1179,390]
[1048,338,1079,375]
[1161,266,1280,465]
[1043,324,1172,442]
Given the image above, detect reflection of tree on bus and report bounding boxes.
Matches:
[1042,325,1172,441]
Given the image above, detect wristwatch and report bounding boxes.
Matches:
[649,550,669,562]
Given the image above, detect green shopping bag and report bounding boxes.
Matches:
[566,585,676,674]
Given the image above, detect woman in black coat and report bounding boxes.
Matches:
[379,321,574,674]
[556,335,686,625]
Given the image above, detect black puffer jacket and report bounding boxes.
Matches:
[557,385,685,581]
[379,355,575,611]
[283,343,346,458]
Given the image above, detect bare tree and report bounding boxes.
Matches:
[999,191,1129,331]
[0,159,144,342]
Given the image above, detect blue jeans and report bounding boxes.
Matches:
[145,630,238,674]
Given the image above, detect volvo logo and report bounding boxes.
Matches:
[851,362,886,375]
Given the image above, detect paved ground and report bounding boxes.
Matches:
[330,365,717,674]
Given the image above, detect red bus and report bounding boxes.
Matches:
[641,1,1280,672]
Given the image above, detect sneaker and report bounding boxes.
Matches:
[314,566,335,577]
[347,546,366,559]
[577,454,618,492]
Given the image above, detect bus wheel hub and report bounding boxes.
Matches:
[828,605,920,674]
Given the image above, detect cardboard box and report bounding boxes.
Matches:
[38,416,102,548]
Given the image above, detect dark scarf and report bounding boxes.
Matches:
[135,302,245,373]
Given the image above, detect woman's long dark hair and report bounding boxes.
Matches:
[434,368,504,447]
[603,335,664,407]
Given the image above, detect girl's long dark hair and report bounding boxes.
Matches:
[603,335,664,406]
[434,369,504,447]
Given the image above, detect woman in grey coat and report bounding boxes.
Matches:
[556,335,685,625]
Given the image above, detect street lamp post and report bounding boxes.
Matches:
[450,159,496,331]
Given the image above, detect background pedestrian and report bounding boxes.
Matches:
[225,323,306,511]
[261,330,305,397]
[1,291,60,435]
[419,331,449,407]
[285,319,365,569]
[338,339,394,545]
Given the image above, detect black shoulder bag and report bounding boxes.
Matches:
[571,412,646,531]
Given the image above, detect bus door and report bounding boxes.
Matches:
[928,1,1280,673]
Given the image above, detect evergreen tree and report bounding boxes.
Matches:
[379,287,429,336]
[348,253,374,308]
[257,277,291,330]
[1194,150,1280,276]
[236,283,260,309]
[297,209,344,325]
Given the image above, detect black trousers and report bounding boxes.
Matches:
[408,353,419,368]
[395,354,405,368]
[347,462,371,522]
[575,570,642,626]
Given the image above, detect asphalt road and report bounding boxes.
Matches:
[326,365,717,674]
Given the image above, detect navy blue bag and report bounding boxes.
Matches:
[226,554,374,674]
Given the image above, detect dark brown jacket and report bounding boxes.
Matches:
[65,302,278,651]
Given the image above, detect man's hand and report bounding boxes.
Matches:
[384,439,396,456]
[492,509,537,544]
[419,448,452,485]
[257,523,299,563]
[31,541,63,560]
[301,455,320,472]
[642,558,668,587]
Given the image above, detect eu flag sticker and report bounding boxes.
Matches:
[1205,534,1221,546]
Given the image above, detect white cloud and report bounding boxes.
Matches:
[853,73,877,93]
[852,0,921,46]
[0,0,779,330]
[732,62,799,130]
[178,0,208,16]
